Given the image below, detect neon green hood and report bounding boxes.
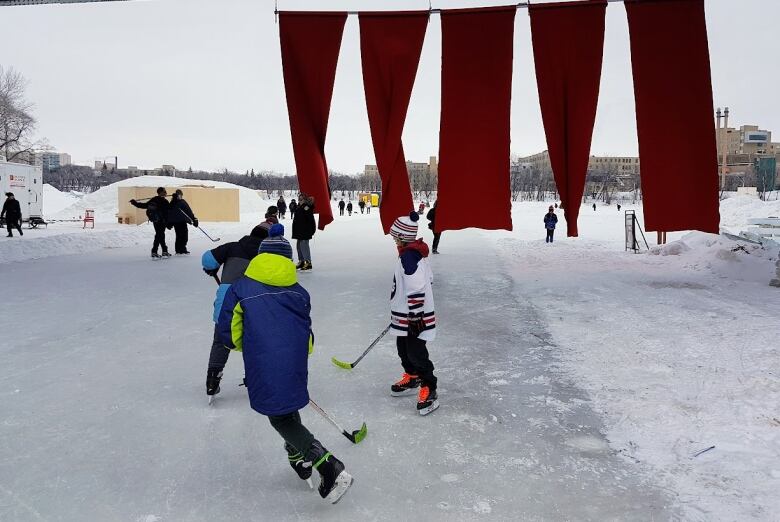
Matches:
[244,253,297,287]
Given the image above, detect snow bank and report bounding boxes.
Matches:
[52,176,273,223]
[719,195,780,232]
[42,184,79,216]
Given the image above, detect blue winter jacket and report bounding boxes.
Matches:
[217,253,313,416]
[544,212,558,230]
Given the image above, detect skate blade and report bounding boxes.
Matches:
[208,395,214,405]
[306,478,314,490]
[418,400,439,416]
[326,471,353,504]
[390,388,418,397]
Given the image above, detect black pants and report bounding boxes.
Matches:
[6,218,22,237]
[432,232,441,252]
[208,325,231,371]
[152,222,168,253]
[397,335,437,391]
[546,229,554,243]
[269,411,315,457]
[173,223,189,253]
[339,208,344,216]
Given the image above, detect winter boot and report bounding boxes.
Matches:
[417,385,439,416]
[285,442,313,484]
[390,373,421,397]
[206,369,223,397]
[307,440,353,504]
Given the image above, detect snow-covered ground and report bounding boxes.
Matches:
[1,185,778,521]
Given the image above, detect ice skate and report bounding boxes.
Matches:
[310,441,352,504]
[390,373,421,397]
[416,385,439,416]
[285,443,313,488]
[206,369,222,404]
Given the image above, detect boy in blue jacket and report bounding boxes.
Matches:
[217,224,353,504]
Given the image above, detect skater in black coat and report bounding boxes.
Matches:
[277,197,287,219]
[168,189,198,254]
[1,192,23,237]
[338,199,345,216]
[346,201,353,216]
[130,187,171,257]
[358,200,365,214]
[292,194,316,270]
[426,201,441,254]
[289,198,298,219]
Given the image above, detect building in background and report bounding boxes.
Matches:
[715,122,780,190]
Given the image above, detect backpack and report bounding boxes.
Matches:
[146,201,160,223]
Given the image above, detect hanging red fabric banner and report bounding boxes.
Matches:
[437,6,516,232]
[279,12,347,230]
[625,0,719,233]
[359,11,428,233]
[529,0,607,237]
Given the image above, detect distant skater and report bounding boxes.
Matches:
[168,189,198,254]
[338,199,345,216]
[358,200,365,214]
[593,203,597,211]
[277,196,287,219]
[544,205,558,243]
[289,198,298,220]
[366,199,372,214]
[292,193,315,271]
[426,201,441,254]
[346,201,353,216]
[130,187,171,258]
[1,192,23,237]
[617,204,622,211]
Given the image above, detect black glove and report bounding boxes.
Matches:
[192,219,199,228]
[407,313,425,337]
[204,268,219,277]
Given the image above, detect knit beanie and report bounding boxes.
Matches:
[390,211,420,242]
[258,223,293,260]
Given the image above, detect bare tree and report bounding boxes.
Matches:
[0,65,46,162]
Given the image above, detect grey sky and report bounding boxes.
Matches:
[1,0,777,174]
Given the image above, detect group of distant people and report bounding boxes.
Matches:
[337,197,372,216]
[130,187,199,257]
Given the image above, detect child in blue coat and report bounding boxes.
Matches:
[217,224,352,504]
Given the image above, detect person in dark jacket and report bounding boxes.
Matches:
[358,199,365,214]
[201,224,268,399]
[277,196,287,219]
[426,201,441,254]
[292,194,316,270]
[338,199,345,216]
[1,192,23,237]
[168,189,198,254]
[130,187,171,258]
[289,198,298,219]
[593,203,597,211]
[544,205,558,243]
[346,201,353,216]
[217,224,353,503]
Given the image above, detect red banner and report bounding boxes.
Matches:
[279,12,347,230]
[359,11,428,233]
[438,6,516,232]
[530,0,607,237]
[625,0,719,233]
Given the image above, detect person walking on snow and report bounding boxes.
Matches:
[358,199,365,214]
[1,192,23,237]
[217,224,353,503]
[201,224,269,399]
[292,193,316,271]
[288,198,297,220]
[338,199,345,216]
[346,201,353,216]
[366,199,372,214]
[130,187,171,258]
[544,205,558,243]
[593,203,597,211]
[426,201,441,254]
[277,196,287,219]
[168,189,198,254]
[388,211,439,416]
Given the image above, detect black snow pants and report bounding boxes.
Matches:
[6,218,22,237]
[546,229,554,243]
[173,222,189,253]
[432,232,441,253]
[397,335,437,391]
[268,411,315,457]
[208,325,231,371]
[152,222,168,253]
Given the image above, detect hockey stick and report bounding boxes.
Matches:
[331,325,390,370]
[178,208,221,242]
[308,399,367,444]
[212,274,221,285]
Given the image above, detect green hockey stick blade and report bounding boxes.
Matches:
[351,422,368,444]
[331,356,354,370]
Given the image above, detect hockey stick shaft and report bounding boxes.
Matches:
[308,399,367,444]
[178,208,220,242]
[332,325,390,369]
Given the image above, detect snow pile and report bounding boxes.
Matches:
[52,176,273,223]
[719,195,780,233]
[42,184,79,216]
[648,232,778,283]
